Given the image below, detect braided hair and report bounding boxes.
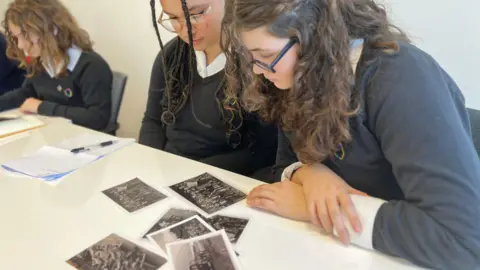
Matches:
[149,0,244,147]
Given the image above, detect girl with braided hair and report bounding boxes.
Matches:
[139,0,277,180]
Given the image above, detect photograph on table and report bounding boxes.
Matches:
[142,207,200,237]
[67,233,167,270]
[147,216,215,254]
[169,173,246,217]
[206,215,250,244]
[102,178,167,213]
[166,230,241,270]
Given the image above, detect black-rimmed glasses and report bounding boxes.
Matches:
[252,38,297,73]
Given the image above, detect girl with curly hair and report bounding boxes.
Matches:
[222,0,480,268]
[0,0,112,131]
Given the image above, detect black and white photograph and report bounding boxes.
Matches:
[166,230,241,270]
[147,216,215,253]
[143,208,200,237]
[67,233,167,270]
[102,178,167,213]
[206,215,249,244]
[169,173,246,216]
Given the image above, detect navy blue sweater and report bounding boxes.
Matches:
[139,38,277,178]
[0,33,25,95]
[0,51,112,131]
[273,43,480,269]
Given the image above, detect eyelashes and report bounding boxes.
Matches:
[259,54,275,59]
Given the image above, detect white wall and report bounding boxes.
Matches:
[1,0,479,138]
[380,0,480,109]
[59,0,176,138]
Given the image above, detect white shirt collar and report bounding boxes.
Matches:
[350,39,364,74]
[194,50,226,78]
[43,46,83,78]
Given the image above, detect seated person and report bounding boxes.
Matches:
[0,0,112,131]
[0,32,25,95]
[224,0,480,269]
[139,0,277,180]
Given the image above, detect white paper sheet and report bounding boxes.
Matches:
[1,132,135,182]
[53,133,135,157]
[2,146,98,178]
[0,114,44,138]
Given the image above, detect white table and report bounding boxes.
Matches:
[0,120,423,270]
[0,110,71,141]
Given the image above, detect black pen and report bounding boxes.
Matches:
[70,140,117,154]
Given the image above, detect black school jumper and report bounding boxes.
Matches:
[0,33,25,95]
[139,38,277,180]
[0,50,112,131]
[274,43,480,269]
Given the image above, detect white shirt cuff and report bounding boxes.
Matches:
[281,162,304,181]
[283,162,385,250]
[333,194,386,250]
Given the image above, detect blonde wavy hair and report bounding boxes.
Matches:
[2,0,92,77]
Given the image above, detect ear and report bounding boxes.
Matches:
[53,26,58,36]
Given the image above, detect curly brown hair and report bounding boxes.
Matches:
[222,0,409,164]
[2,0,92,77]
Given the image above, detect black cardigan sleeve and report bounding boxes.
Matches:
[271,128,298,181]
[366,44,480,269]
[0,79,37,111]
[0,34,15,83]
[139,49,168,150]
[199,112,278,178]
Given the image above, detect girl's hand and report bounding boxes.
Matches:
[296,164,368,244]
[247,181,310,222]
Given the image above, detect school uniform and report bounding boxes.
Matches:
[0,33,25,95]
[139,37,277,179]
[276,43,480,269]
[0,47,112,131]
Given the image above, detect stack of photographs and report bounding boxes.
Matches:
[205,215,250,244]
[67,234,167,270]
[166,230,241,270]
[146,216,215,253]
[68,173,250,269]
[142,208,200,237]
